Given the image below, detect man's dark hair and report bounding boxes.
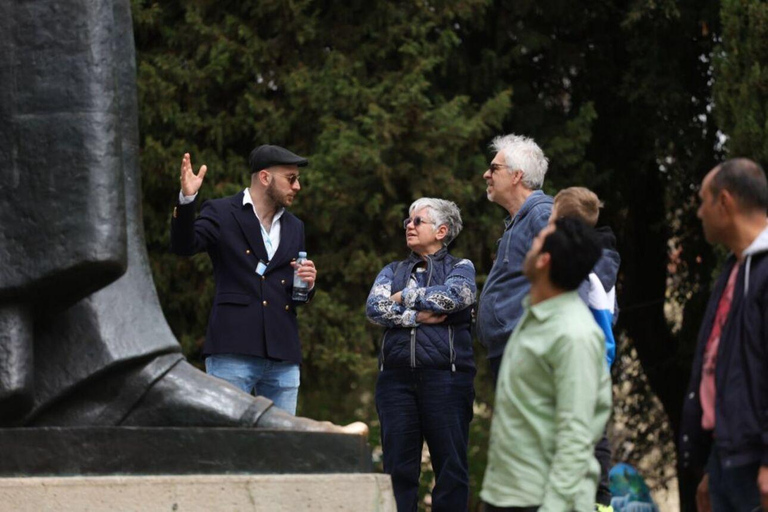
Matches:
[711,158,768,213]
[541,218,602,291]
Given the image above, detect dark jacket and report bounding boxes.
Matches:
[476,191,553,359]
[680,227,768,470]
[171,191,311,363]
[366,248,477,372]
[577,227,621,367]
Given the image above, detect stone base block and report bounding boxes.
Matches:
[0,473,396,512]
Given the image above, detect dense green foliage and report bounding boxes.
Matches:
[133,2,513,505]
[132,0,765,509]
[715,0,768,162]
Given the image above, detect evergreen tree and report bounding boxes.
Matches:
[715,0,768,162]
[132,1,513,505]
[133,1,726,508]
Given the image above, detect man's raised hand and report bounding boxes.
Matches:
[180,153,208,197]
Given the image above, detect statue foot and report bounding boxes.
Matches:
[120,358,368,434]
[339,421,369,436]
[256,406,369,436]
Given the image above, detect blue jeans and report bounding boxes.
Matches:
[205,354,300,415]
[707,449,761,512]
[376,368,474,512]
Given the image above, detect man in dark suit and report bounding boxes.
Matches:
[171,145,317,415]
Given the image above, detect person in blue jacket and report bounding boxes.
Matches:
[550,186,621,511]
[476,134,553,382]
[551,187,620,367]
[366,198,476,512]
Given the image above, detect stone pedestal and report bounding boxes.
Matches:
[0,428,395,511]
[0,474,396,511]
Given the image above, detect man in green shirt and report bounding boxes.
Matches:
[481,218,613,512]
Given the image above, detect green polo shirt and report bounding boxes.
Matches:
[481,291,612,512]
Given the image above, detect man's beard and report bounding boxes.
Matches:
[266,182,291,208]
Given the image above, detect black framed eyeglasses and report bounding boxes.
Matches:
[488,163,513,174]
[403,216,435,230]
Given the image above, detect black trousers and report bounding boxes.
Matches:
[376,368,474,512]
[482,504,538,512]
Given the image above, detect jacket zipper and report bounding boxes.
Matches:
[380,331,389,371]
[425,255,434,287]
[448,325,455,372]
[410,256,435,368]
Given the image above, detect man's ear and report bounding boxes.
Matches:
[536,252,551,271]
[719,189,737,215]
[257,170,271,187]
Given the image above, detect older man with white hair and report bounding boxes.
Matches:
[476,134,553,381]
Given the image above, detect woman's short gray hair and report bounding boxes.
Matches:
[409,198,463,246]
[490,133,549,190]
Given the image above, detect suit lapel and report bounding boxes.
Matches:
[268,213,300,272]
[229,192,269,262]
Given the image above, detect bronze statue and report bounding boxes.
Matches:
[0,0,363,437]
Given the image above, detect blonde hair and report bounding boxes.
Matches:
[553,187,602,227]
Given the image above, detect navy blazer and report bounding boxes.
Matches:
[171,191,310,364]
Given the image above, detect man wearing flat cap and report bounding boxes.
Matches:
[170,145,317,415]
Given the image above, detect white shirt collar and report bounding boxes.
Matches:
[242,188,285,222]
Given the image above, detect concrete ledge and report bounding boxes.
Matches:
[0,473,396,512]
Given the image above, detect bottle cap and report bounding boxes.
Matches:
[298,251,307,258]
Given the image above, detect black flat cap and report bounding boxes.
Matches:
[249,145,308,173]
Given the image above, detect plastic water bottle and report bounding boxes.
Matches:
[292,251,309,302]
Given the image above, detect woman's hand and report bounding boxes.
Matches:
[416,311,447,324]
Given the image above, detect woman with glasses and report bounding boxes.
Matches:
[366,198,476,512]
